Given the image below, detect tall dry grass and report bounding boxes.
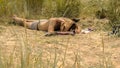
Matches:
[0,0,81,21]
[106,0,120,36]
[0,0,118,68]
[107,0,120,26]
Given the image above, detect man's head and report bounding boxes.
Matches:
[59,18,80,34]
[69,18,80,34]
[69,23,80,34]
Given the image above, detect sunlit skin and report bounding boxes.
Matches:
[12,15,80,36]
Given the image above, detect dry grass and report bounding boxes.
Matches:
[0,19,120,68]
[0,0,120,68]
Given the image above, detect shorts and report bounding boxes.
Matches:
[29,21,40,30]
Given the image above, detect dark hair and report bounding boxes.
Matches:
[68,23,77,31]
[72,18,80,22]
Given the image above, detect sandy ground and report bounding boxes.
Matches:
[0,24,120,68]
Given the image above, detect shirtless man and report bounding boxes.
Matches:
[12,15,80,36]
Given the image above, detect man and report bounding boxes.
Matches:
[12,15,80,36]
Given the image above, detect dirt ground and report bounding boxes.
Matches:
[0,20,120,68]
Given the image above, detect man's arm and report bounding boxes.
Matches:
[45,31,75,36]
[55,31,75,35]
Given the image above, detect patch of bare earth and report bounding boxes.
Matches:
[0,24,120,68]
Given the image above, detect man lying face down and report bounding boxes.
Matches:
[12,15,80,36]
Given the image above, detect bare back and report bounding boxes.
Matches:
[37,19,49,31]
